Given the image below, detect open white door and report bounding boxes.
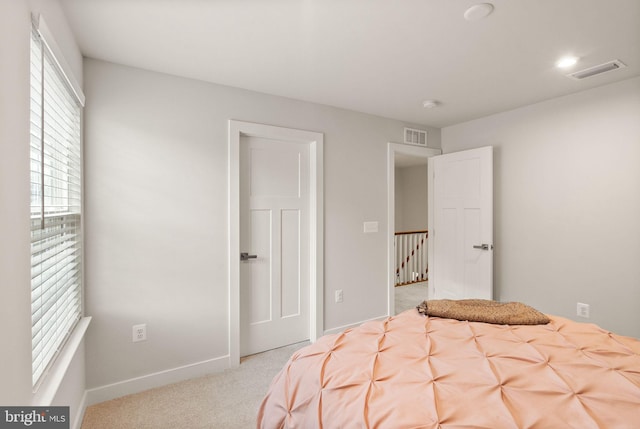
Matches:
[428,146,493,300]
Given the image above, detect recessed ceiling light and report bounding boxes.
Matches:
[556,56,579,69]
[423,100,439,109]
[464,3,494,21]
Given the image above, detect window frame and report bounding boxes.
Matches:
[29,20,85,389]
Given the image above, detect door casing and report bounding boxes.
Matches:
[229,120,323,366]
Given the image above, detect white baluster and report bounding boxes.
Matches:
[411,234,416,282]
[395,235,400,285]
[403,234,407,284]
[417,233,423,281]
[423,232,428,280]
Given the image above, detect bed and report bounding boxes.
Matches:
[257,301,640,428]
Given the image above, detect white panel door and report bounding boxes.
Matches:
[429,146,493,300]
[239,135,310,356]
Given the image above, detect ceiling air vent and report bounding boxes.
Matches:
[567,60,626,80]
[404,127,427,147]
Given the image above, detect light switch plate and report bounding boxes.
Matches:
[363,221,378,233]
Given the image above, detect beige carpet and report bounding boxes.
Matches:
[81,342,308,429]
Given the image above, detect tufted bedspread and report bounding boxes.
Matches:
[257,309,640,428]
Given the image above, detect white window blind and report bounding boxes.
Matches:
[30,27,83,387]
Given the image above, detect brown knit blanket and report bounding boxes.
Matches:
[416,299,550,325]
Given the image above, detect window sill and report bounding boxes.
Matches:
[32,316,91,405]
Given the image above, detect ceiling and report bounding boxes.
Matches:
[60,0,640,128]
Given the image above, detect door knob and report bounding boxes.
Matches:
[240,252,258,261]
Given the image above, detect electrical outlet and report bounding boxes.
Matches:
[335,289,343,303]
[132,324,147,342]
[576,303,590,318]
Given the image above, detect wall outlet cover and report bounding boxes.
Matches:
[576,303,590,318]
[133,324,147,342]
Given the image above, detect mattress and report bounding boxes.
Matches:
[257,309,640,428]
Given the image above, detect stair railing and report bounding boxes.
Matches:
[395,230,428,286]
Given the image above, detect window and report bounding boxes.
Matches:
[30,26,83,387]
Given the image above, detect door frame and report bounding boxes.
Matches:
[387,143,441,315]
[229,120,324,366]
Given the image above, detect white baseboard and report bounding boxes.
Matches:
[71,390,89,429]
[323,315,388,336]
[85,354,230,406]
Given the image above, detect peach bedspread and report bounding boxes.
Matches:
[257,309,640,428]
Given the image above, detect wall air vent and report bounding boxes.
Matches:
[404,127,427,146]
[567,60,626,80]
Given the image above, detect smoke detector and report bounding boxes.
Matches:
[567,60,626,80]
[464,3,494,21]
[422,100,439,109]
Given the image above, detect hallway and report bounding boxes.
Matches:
[395,281,428,314]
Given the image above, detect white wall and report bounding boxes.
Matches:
[82,58,441,391]
[395,165,428,232]
[442,77,640,338]
[0,0,86,421]
[0,0,32,406]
